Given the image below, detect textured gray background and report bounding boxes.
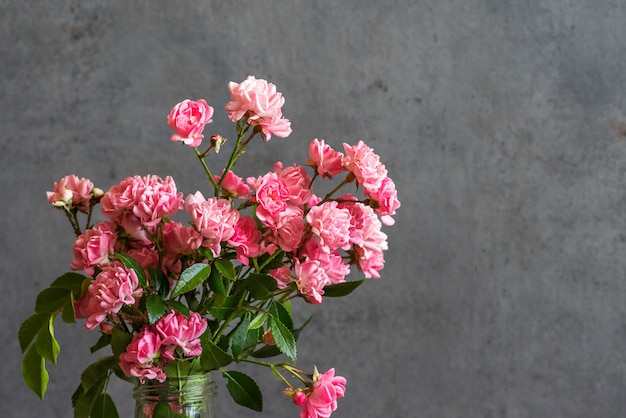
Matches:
[2,1,626,417]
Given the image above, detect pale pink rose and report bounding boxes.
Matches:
[355,248,385,279]
[224,76,292,141]
[214,170,251,199]
[294,259,328,304]
[273,206,306,253]
[47,174,95,212]
[185,192,239,257]
[274,162,312,206]
[70,221,118,276]
[167,99,214,147]
[75,261,142,330]
[298,369,346,418]
[247,172,290,226]
[307,139,345,179]
[162,222,200,276]
[270,266,292,289]
[225,76,285,122]
[305,201,352,251]
[155,310,207,360]
[338,201,388,259]
[301,238,350,285]
[131,175,184,227]
[255,113,293,141]
[342,141,388,192]
[369,176,400,226]
[119,329,166,384]
[227,215,263,265]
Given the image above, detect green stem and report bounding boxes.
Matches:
[194,147,220,195]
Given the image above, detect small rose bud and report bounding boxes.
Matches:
[92,187,104,198]
[263,330,275,346]
[292,391,307,406]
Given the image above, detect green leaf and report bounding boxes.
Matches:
[22,343,48,399]
[91,393,119,418]
[50,272,88,291]
[207,265,226,296]
[153,403,187,418]
[146,294,169,324]
[245,274,278,299]
[200,337,232,370]
[81,356,116,393]
[229,315,251,358]
[270,300,293,330]
[113,253,147,288]
[18,313,50,353]
[268,316,297,362]
[215,259,236,280]
[222,370,263,412]
[209,295,238,320]
[35,287,70,313]
[166,300,190,318]
[150,268,171,299]
[90,333,112,354]
[35,315,60,365]
[248,312,267,330]
[110,328,133,361]
[322,279,365,297]
[61,292,77,323]
[172,263,211,298]
[73,378,106,418]
[165,359,191,378]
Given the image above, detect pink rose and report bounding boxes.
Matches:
[47,174,95,212]
[338,201,388,259]
[167,99,214,147]
[270,266,293,289]
[131,175,184,227]
[227,215,263,265]
[224,76,292,141]
[75,261,142,330]
[274,162,312,206]
[214,170,251,199]
[307,139,345,179]
[255,113,292,141]
[298,368,346,418]
[185,192,239,257]
[247,172,290,226]
[155,310,207,360]
[342,141,388,192]
[369,176,400,226]
[305,201,352,251]
[294,259,328,304]
[70,221,118,276]
[225,76,285,121]
[273,206,306,253]
[301,238,350,285]
[119,329,166,384]
[355,248,385,279]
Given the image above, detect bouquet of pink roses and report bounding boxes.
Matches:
[19,76,400,418]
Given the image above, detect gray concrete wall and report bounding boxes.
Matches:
[2,1,626,417]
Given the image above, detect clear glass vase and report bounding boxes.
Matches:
[133,373,217,418]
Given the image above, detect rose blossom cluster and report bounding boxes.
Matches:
[119,310,207,383]
[40,77,400,418]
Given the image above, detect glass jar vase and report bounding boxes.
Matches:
[133,373,217,418]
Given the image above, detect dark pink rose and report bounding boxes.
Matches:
[155,310,207,360]
[167,99,214,147]
[298,368,346,418]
